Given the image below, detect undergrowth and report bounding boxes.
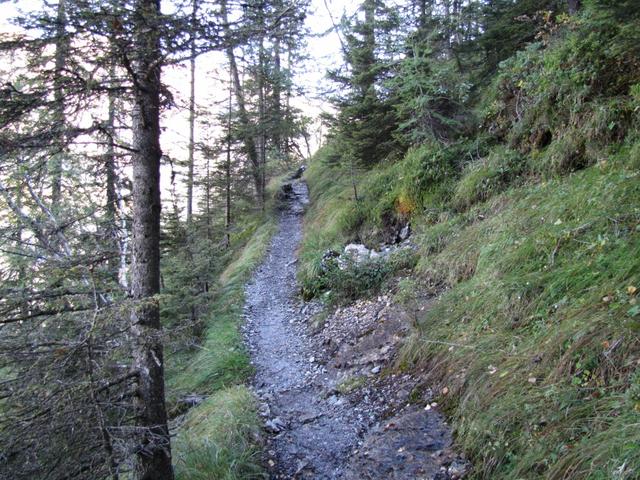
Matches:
[165,184,281,478]
[299,6,640,478]
[173,387,263,480]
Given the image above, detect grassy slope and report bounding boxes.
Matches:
[166,214,277,479]
[302,147,640,480]
[299,10,640,479]
[405,163,640,479]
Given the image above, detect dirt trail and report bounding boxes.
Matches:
[243,177,465,479]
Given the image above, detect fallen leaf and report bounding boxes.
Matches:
[602,295,613,304]
[442,387,449,395]
[627,286,637,295]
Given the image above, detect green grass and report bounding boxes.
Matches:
[301,130,640,480]
[297,7,640,478]
[166,219,276,397]
[400,159,640,479]
[173,386,264,480]
[165,215,276,478]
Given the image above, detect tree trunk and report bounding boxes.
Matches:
[285,45,293,157]
[272,31,282,154]
[105,60,119,282]
[186,0,197,224]
[220,0,263,204]
[50,0,68,210]
[258,25,267,210]
[130,1,173,479]
[225,71,233,248]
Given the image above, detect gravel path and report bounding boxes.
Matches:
[244,178,364,479]
[243,177,465,480]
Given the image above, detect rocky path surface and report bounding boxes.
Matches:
[243,177,467,479]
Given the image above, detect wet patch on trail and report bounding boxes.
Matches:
[243,177,467,479]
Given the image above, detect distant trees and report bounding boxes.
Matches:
[324,0,588,167]
[218,0,310,208]
[328,0,400,165]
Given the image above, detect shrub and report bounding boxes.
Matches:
[302,249,418,303]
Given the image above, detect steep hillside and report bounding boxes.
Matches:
[299,5,640,479]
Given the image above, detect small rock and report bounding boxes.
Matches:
[399,224,411,241]
[265,417,286,433]
[294,459,310,475]
[371,366,381,374]
[258,403,271,418]
[299,412,322,424]
[344,243,371,263]
[447,458,469,478]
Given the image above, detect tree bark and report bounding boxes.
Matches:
[272,27,282,154]
[105,59,119,282]
[130,1,173,479]
[50,0,68,210]
[257,21,267,210]
[225,71,233,248]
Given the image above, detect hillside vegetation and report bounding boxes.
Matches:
[299,2,640,478]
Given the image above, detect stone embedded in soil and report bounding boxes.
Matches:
[265,417,287,433]
[344,408,455,480]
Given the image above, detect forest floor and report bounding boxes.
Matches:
[243,177,468,479]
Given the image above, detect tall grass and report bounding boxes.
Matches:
[166,214,277,478]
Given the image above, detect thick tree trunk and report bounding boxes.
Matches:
[130,1,173,479]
